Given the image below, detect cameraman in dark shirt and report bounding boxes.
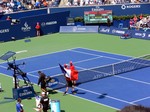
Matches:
[40,92,50,112]
[38,71,47,92]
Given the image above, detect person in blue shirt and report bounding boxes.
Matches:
[16,98,24,112]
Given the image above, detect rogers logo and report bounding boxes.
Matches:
[121,4,141,10]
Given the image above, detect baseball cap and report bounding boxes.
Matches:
[41,92,45,95]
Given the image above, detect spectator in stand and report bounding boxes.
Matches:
[35,22,41,36]
[35,0,41,8]
[6,16,12,20]
[129,19,134,29]
[133,15,138,24]
[139,13,143,20]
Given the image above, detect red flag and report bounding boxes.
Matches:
[71,69,78,81]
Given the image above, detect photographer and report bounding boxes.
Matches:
[40,92,50,112]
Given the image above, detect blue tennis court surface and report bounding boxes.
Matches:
[0,48,150,109]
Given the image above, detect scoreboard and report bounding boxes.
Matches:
[84,10,113,24]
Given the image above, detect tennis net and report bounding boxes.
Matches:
[50,54,150,90]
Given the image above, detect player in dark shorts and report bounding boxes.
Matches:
[38,71,47,92]
[40,92,50,112]
[63,64,75,95]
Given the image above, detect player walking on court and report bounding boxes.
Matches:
[69,61,78,87]
[63,64,75,95]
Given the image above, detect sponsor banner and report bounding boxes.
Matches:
[59,26,99,33]
[99,26,127,36]
[99,26,150,40]
[131,30,150,40]
[13,86,35,100]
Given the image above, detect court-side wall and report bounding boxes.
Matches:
[0,11,69,42]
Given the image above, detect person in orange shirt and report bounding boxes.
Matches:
[35,22,41,36]
[133,15,138,24]
[139,14,143,20]
[69,61,78,87]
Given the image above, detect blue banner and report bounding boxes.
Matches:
[131,30,150,40]
[99,26,127,36]
[12,86,35,100]
[60,26,99,33]
[99,26,150,40]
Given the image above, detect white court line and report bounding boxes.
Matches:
[70,49,124,61]
[0,47,132,65]
[115,75,150,85]
[0,48,72,64]
[0,72,119,110]
[28,56,103,74]
[0,65,7,69]
[75,86,135,105]
[131,96,150,103]
[16,50,28,54]
[77,47,134,58]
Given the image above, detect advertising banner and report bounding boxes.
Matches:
[99,26,150,40]
[60,26,99,33]
[12,86,35,100]
[131,30,150,40]
[99,26,128,36]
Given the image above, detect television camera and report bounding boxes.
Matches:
[0,51,32,89]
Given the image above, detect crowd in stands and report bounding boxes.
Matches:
[129,14,150,31]
[0,0,149,14]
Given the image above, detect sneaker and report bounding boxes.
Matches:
[63,91,67,96]
[72,91,76,95]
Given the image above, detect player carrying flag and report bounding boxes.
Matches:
[59,62,78,95]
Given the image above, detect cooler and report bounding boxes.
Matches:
[50,100,60,112]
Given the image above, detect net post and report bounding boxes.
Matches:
[112,64,115,75]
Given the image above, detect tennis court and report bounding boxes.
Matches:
[0,47,149,110]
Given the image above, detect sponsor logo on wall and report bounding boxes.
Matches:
[100,28,110,33]
[19,89,33,97]
[21,22,31,32]
[135,32,146,38]
[121,4,141,10]
[92,6,104,11]
[112,29,125,34]
[41,21,57,27]
[0,29,9,33]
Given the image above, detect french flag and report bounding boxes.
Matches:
[59,64,78,80]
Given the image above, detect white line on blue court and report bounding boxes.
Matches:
[131,96,150,103]
[78,47,133,58]
[28,56,103,74]
[70,49,124,61]
[115,75,150,85]
[0,72,119,110]
[75,86,135,105]
[0,65,7,69]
